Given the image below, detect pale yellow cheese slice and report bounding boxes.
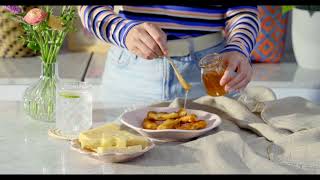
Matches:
[95,145,143,154]
[79,123,120,149]
[78,122,149,153]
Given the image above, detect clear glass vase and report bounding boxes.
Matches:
[23,61,59,122]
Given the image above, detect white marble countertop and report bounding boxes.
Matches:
[0,101,125,174]
[249,63,320,103]
[250,63,320,89]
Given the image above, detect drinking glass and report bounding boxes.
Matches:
[56,81,92,136]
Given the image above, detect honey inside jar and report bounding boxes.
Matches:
[199,53,227,97]
[202,70,226,96]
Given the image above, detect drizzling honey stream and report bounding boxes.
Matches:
[166,57,192,109]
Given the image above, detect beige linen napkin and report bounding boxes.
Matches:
[261,96,320,132]
[193,87,320,172]
[111,131,296,174]
[268,127,320,172]
[192,91,291,142]
[169,86,320,172]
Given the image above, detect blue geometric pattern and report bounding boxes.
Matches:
[251,6,288,63]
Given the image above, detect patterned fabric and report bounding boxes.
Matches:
[78,5,260,59]
[0,6,36,58]
[251,6,288,63]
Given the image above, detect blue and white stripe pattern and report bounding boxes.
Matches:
[78,5,260,58]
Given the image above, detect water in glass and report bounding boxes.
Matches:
[56,82,92,136]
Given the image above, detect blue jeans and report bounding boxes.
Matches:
[101,41,226,107]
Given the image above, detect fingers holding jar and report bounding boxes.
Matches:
[219,51,253,93]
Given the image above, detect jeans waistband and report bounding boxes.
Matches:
[167,32,224,57]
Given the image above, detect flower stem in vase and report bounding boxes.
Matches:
[5,6,76,122]
[23,62,58,122]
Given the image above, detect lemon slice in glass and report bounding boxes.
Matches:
[59,91,80,99]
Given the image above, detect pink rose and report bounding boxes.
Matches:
[23,8,47,25]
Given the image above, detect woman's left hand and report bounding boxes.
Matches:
[219,51,253,92]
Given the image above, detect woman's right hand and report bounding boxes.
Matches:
[125,22,168,60]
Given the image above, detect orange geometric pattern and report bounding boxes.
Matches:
[251,6,288,63]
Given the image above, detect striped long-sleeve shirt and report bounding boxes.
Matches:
[78,5,260,59]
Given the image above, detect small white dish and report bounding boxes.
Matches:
[70,139,155,163]
[120,107,222,142]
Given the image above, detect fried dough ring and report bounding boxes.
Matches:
[176,120,207,130]
[156,119,181,130]
[177,108,187,117]
[178,114,197,123]
[143,108,207,130]
[142,118,158,130]
[191,120,207,129]
[147,111,179,120]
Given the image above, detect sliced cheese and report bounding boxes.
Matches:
[78,122,149,152]
[79,123,120,149]
[95,145,143,154]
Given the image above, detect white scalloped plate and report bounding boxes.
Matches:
[120,107,222,142]
[70,139,155,163]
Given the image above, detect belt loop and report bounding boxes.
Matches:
[187,38,194,53]
[187,37,196,59]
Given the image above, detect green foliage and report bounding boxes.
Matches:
[7,6,76,64]
[282,6,294,14]
[282,5,320,17]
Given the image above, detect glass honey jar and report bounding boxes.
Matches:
[199,53,227,97]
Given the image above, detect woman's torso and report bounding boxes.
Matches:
[117,5,228,40]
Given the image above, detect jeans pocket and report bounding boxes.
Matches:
[108,46,131,69]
